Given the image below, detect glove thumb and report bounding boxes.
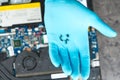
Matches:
[91,15,117,38]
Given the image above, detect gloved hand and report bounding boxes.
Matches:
[44,0,117,80]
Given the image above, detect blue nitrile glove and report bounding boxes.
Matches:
[44,0,117,80]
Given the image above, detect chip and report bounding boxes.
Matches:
[14,40,21,48]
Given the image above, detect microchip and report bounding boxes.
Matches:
[14,40,21,48]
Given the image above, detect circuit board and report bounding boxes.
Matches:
[0,24,48,57]
[88,27,101,80]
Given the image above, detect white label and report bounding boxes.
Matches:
[43,35,48,44]
[7,46,15,56]
[91,60,100,67]
[51,73,68,79]
[36,44,48,49]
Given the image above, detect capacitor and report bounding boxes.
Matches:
[28,28,32,35]
[38,24,44,28]
[17,50,21,54]
[28,29,32,32]
[34,27,39,31]
[8,35,11,39]
[28,32,32,35]
[1,48,6,52]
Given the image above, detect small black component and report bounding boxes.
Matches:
[14,40,21,48]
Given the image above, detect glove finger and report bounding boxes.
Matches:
[68,45,81,80]
[59,47,72,75]
[79,48,90,80]
[91,15,117,37]
[49,43,61,67]
[76,33,90,80]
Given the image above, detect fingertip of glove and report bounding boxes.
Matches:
[109,31,117,38]
[49,57,61,68]
[62,67,72,75]
[70,72,82,80]
[50,54,61,67]
[70,72,89,80]
[103,30,117,38]
[49,43,61,68]
[71,75,80,80]
[53,63,60,68]
[81,73,90,80]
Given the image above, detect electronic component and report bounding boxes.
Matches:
[88,27,101,80]
[0,24,48,57]
[0,21,100,80]
[14,40,22,48]
[0,2,43,56]
[89,28,100,68]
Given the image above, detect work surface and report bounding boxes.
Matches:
[92,0,120,80]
